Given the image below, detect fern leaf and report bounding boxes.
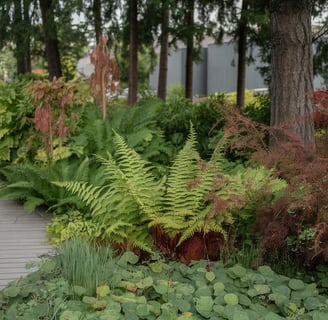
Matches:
[23,197,45,213]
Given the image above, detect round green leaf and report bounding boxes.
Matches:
[148,300,161,316]
[195,296,214,317]
[97,285,110,297]
[238,294,252,307]
[154,283,169,295]
[136,276,153,289]
[254,284,271,295]
[82,296,97,305]
[230,265,247,278]
[272,284,291,298]
[213,282,225,295]
[268,293,288,306]
[136,304,151,317]
[174,298,191,313]
[3,286,20,298]
[304,296,324,311]
[195,286,212,297]
[118,251,139,265]
[60,310,83,320]
[233,310,250,320]
[150,261,164,273]
[258,265,275,276]
[264,312,284,320]
[122,301,137,314]
[41,259,56,273]
[288,279,305,291]
[175,283,195,296]
[312,310,328,320]
[224,293,239,306]
[206,271,216,282]
[72,285,86,296]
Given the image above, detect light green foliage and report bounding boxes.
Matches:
[53,125,287,252]
[55,131,164,252]
[149,124,233,244]
[1,251,328,319]
[150,125,287,245]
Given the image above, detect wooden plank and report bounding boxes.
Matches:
[0,200,54,289]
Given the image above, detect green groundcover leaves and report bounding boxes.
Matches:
[1,254,328,320]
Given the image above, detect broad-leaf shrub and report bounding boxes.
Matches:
[155,94,226,160]
[243,93,270,125]
[0,81,34,161]
[70,99,174,174]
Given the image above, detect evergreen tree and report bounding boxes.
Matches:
[270,0,315,147]
[39,0,62,80]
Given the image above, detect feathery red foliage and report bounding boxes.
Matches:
[215,104,328,267]
[90,37,121,120]
[29,78,81,158]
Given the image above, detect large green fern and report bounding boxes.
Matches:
[149,125,287,247]
[55,131,164,252]
[149,124,235,245]
[54,126,287,255]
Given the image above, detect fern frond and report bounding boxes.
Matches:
[162,123,203,213]
[102,221,132,239]
[53,181,108,217]
[98,131,163,216]
[23,197,45,213]
[54,131,164,250]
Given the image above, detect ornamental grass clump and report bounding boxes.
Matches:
[57,238,116,296]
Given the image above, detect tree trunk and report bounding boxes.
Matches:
[236,0,248,110]
[128,0,138,106]
[157,3,169,101]
[39,0,62,80]
[13,0,31,75]
[93,0,102,44]
[185,0,194,100]
[23,0,32,73]
[270,0,315,148]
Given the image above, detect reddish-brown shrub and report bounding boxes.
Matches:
[214,105,328,267]
[29,78,81,158]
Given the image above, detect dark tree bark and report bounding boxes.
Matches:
[93,0,103,44]
[23,0,32,73]
[128,0,138,106]
[39,0,62,80]
[157,3,169,101]
[236,0,248,110]
[270,0,315,148]
[13,0,31,74]
[185,0,194,100]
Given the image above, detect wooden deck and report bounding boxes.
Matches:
[0,200,53,289]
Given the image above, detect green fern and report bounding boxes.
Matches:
[149,125,287,248]
[0,157,90,213]
[55,131,164,252]
[53,125,287,255]
[148,124,234,245]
